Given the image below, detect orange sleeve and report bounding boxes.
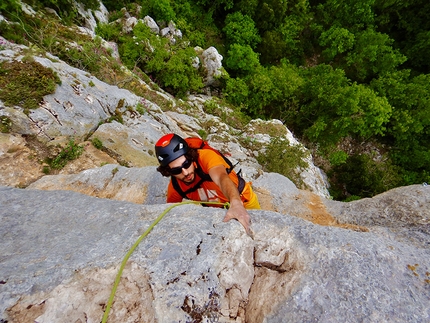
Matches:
[198,149,239,186]
[198,149,229,172]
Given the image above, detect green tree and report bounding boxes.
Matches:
[170,0,216,47]
[196,0,234,11]
[253,0,288,32]
[345,29,407,82]
[297,64,392,144]
[119,21,169,70]
[278,14,308,65]
[403,31,430,73]
[370,71,430,183]
[241,66,275,117]
[233,0,259,16]
[225,61,302,119]
[257,30,288,65]
[374,0,430,73]
[223,12,261,49]
[314,0,375,31]
[254,0,311,65]
[319,26,355,61]
[263,61,303,119]
[140,0,176,22]
[119,21,204,97]
[224,77,249,107]
[371,71,430,141]
[329,153,403,200]
[157,47,204,97]
[224,44,260,76]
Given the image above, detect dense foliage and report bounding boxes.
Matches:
[1,0,429,200]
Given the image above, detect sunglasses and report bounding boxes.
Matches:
[169,158,192,175]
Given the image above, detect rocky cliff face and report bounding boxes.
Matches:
[1,180,429,323]
[0,4,429,323]
[0,33,329,198]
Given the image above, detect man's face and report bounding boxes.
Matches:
[169,155,195,184]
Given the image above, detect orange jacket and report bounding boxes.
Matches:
[166,149,252,206]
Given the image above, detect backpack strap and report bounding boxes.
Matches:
[171,176,188,200]
[236,169,246,194]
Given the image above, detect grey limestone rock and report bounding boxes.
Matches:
[143,15,160,34]
[201,47,224,86]
[1,184,429,322]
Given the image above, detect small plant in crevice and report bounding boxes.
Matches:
[106,108,124,124]
[202,98,250,130]
[0,116,12,133]
[0,37,7,50]
[45,139,84,170]
[197,129,208,140]
[136,97,151,115]
[91,137,103,149]
[135,102,146,115]
[238,134,258,151]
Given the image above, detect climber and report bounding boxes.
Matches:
[155,133,260,236]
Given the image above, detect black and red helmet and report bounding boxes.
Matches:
[155,133,189,166]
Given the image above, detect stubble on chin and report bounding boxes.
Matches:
[182,172,194,184]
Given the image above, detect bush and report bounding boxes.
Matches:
[0,60,61,113]
[256,137,309,187]
[95,22,122,42]
[329,153,403,200]
[0,0,22,20]
[46,139,84,170]
[157,47,204,97]
[223,12,261,48]
[140,0,176,22]
[224,44,260,75]
[56,36,108,74]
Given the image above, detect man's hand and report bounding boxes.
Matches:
[208,165,254,238]
[223,199,254,239]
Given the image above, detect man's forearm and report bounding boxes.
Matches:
[219,173,242,204]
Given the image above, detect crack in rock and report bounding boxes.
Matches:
[27,114,54,140]
[245,238,305,323]
[39,100,63,126]
[181,288,220,323]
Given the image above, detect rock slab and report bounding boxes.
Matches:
[1,185,429,322]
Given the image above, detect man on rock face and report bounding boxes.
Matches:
[155,133,260,236]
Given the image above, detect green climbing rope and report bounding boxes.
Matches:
[101,200,229,323]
